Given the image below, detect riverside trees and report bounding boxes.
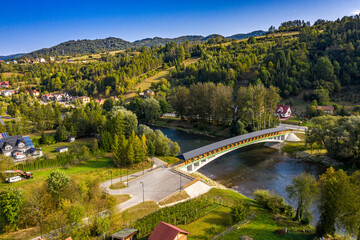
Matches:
[306,115,360,166]
[171,82,281,132]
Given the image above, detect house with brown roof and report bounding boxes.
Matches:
[275,104,292,119]
[148,222,190,240]
[317,106,334,114]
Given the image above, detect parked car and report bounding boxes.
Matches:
[20,172,33,179]
[6,176,22,183]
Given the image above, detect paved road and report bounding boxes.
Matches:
[102,167,192,210]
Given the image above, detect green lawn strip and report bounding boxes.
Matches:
[0,157,152,190]
[178,206,232,239]
[178,189,313,240]
[40,137,95,158]
[220,209,314,240]
[158,156,181,164]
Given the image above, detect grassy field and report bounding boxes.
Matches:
[123,57,200,100]
[178,188,314,240]
[39,137,95,158]
[0,156,152,190]
[1,72,24,79]
[221,32,300,46]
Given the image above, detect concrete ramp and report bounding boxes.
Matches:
[285,132,301,142]
[184,181,212,198]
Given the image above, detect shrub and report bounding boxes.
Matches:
[253,189,294,218]
[231,201,249,223]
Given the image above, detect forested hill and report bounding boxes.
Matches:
[24,31,265,58]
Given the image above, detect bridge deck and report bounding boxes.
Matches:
[177,126,288,161]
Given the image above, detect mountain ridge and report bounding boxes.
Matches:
[10,30,265,59]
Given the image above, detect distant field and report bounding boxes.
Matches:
[124,57,200,100]
[221,31,300,46]
[1,72,24,78]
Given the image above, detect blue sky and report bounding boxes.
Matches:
[1,0,359,55]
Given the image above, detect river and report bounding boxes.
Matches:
[154,126,326,205]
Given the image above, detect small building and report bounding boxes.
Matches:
[1,90,12,97]
[32,90,40,97]
[40,58,46,63]
[95,98,106,105]
[56,146,68,153]
[317,106,334,114]
[66,135,75,142]
[0,81,9,88]
[148,222,190,240]
[49,57,55,62]
[275,104,292,119]
[110,228,138,240]
[77,96,90,104]
[26,147,43,158]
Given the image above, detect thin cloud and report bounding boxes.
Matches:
[352,10,360,15]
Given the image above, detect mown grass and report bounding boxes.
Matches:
[178,188,314,240]
[220,210,314,240]
[39,137,95,158]
[0,157,153,190]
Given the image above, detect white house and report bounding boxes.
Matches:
[276,104,292,118]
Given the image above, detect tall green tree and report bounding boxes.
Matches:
[286,172,319,223]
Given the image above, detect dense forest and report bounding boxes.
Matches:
[19,31,264,58]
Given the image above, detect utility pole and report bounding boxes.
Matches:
[37,218,42,239]
[109,170,112,187]
[142,158,144,175]
[140,181,144,203]
[180,173,182,192]
[127,168,129,187]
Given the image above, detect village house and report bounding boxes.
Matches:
[0,133,38,161]
[139,89,155,99]
[77,96,90,104]
[275,104,292,119]
[317,106,334,114]
[40,58,46,63]
[49,57,55,62]
[1,90,12,97]
[0,81,10,88]
[148,222,190,240]
[26,90,40,97]
[95,98,106,105]
[56,146,68,153]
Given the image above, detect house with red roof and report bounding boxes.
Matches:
[148,222,190,240]
[317,105,334,114]
[0,81,9,88]
[275,104,292,119]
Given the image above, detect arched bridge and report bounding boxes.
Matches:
[175,126,291,173]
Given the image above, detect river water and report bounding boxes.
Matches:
[154,126,326,204]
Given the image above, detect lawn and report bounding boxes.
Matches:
[39,137,95,158]
[0,156,153,190]
[177,188,314,240]
[220,210,314,240]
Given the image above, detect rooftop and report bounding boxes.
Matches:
[148,222,189,240]
[111,228,138,239]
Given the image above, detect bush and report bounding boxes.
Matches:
[231,201,249,223]
[253,189,294,218]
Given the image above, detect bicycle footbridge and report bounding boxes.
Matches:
[175,126,292,173]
